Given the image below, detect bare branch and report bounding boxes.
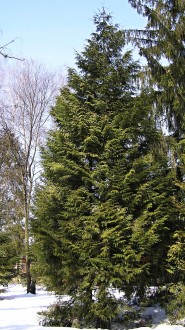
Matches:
[0,39,24,61]
[0,51,25,61]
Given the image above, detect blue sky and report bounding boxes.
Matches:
[0,0,146,69]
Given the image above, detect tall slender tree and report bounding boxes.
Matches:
[1,59,58,293]
[127,0,185,318]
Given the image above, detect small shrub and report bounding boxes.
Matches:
[38,300,73,327]
[166,283,185,324]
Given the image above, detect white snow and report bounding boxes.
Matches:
[0,284,184,330]
[0,283,59,330]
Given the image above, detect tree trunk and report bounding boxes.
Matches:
[30,280,36,294]
[25,208,36,294]
[26,258,31,294]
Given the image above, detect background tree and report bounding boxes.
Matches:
[127,0,185,139]
[1,59,58,293]
[127,0,185,319]
[0,129,24,285]
[31,10,181,327]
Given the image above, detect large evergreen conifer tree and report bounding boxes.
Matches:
[33,10,185,326]
[127,0,185,319]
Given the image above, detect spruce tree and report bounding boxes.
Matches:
[127,0,185,140]
[127,0,185,318]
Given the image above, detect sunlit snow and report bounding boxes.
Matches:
[0,284,184,330]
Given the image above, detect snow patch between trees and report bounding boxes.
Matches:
[0,284,185,330]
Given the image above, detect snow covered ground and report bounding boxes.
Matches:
[0,283,60,330]
[0,284,184,330]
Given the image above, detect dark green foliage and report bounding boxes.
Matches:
[0,230,18,285]
[127,0,185,139]
[32,9,185,325]
[167,283,185,323]
[38,300,74,327]
[0,129,25,285]
[127,0,185,320]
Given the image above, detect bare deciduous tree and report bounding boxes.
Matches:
[1,59,59,293]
